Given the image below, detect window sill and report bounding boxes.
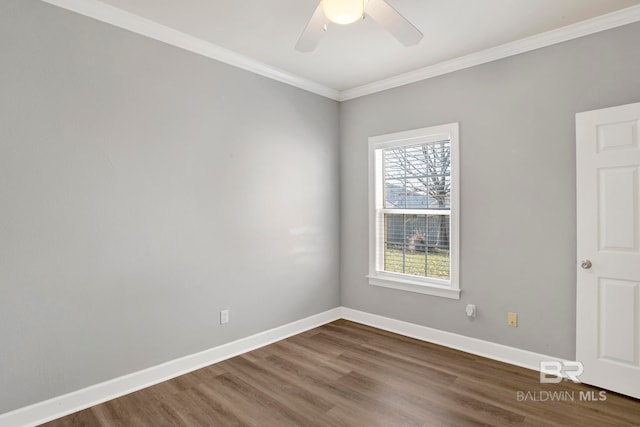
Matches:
[367,274,461,300]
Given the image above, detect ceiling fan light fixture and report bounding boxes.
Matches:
[322,0,365,25]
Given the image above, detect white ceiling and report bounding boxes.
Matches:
[48,0,640,98]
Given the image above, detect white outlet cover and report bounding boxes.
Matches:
[465,304,476,317]
[220,310,229,324]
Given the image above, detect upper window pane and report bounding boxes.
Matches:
[383,140,451,209]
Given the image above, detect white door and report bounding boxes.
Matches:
[576,102,640,399]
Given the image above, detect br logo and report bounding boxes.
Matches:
[539,361,584,383]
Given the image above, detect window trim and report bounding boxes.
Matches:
[367,123,460,299]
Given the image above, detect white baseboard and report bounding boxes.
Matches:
[0,308,342,427]
[340,307,568,372]
[1,306,569,427]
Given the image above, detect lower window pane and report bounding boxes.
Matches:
[383,214,450,280]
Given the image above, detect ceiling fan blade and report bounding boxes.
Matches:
[295,2,327,52]
[365,0,423,46]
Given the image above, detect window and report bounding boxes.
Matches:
[368,123,460,299]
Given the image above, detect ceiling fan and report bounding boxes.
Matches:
[296,0,423,52]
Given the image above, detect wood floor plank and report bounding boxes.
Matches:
[220,356,337,422]
[41,320,640,427]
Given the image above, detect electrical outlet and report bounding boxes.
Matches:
[465,304,476,318]
[508,312,518,327]
[220,309,229,324]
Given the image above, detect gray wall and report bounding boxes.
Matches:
[0,0,340,413]
[340,20,640,359]
[3,0,640,417]
[340,21,640,360]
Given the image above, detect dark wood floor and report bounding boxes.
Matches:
[43,320,639,426]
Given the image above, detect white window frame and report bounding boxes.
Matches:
[368,123,460,299]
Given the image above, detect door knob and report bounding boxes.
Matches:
[580,260,592,269]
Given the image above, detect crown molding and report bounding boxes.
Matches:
[40,1,640,102]
[339,4,640,101]
[40,0,341,101]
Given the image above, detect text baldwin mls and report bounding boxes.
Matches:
[516,390,607,402]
